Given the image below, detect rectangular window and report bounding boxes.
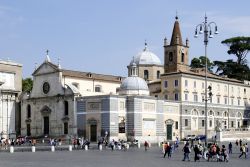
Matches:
[202,120,205,127]
[210,97,212,103]
[174,80,178,87]
[185,93,188,101]
[64,122,68,134]
[194,81,196,88]
[95,86,101,92]
[185,80,188,87]
[224,97,227,104]
[238,99,240,106]
[184,119,188,126]
[231,98,234,105]
[164,81,168,88]
[209,120,212,127]
[231,121,234,128]
[175,121,178,130]
[202,82,205,89]
[174,93,179,101]
[194,94,198,102]
[217,97,220,104]
[202,96,205,102]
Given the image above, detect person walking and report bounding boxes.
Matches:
[239,144,246,159]
[193,145,200,162]
[163,142,169,158]
[182,143,191,161]
[168,143,173,158]
[228,142,232,154]
[144,141,149,151]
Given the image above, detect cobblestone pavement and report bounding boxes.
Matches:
[0,144,249,167]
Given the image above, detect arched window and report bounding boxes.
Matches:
[27,104,31,118]
[169,52,173,61]
[157,71,160,79]
[64,101,69,116]
[181,53,185,62]
[144,70,149,80]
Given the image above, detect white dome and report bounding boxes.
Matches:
[130,49,161,66]
[119,76,149,96]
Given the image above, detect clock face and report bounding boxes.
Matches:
[43,82,50,94]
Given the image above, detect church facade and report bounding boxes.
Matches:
[20,55,123,137]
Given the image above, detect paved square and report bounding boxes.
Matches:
[0,145,249,167]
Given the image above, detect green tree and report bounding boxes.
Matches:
[214,60,250,81]
[221,36,250,65]
[190,56,214,71]
[22,78,33,92]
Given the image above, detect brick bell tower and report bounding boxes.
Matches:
[164,16,189,73]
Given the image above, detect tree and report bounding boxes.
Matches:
[190,56,214,71]
[214,60,250,81]
[221,36,250,65]
[22,78,33,92]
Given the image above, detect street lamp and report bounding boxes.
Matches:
[194,14,218,146]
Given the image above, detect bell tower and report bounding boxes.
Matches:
[164,16,189,73]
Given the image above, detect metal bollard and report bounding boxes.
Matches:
[84,145,88,150]
[51,146,55,152]
[126,144,129,150]
[32,146,36,152]
[99,144,102,150]
[158,142,161,147]
[69,145,72,151]
[10,146,14,153]
[137,142,140,148]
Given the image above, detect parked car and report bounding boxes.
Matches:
[183,135,196,141]
[195,135,206,141]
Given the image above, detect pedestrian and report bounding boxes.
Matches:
[168,143,173,158]
[193,145,200,162]
[144,141,149,151]
[236,139,239,146]
[228,142,232,154]
[163,142,168,158]
[245,143,248,158]
[239,144,246,159]
[239,139,242,147]
[182,143,191,161]
[110,139,115,151]
[221,145,228,162]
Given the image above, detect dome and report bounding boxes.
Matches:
[130,47,161,66]
[119,76,149,96]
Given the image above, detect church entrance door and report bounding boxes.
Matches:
[44,116,49,135]
[166,124,172,140]
[90,125,97,142]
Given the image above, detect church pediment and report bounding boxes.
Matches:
[32,62,61,76]
[40,105,52,115]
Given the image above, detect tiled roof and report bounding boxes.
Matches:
[62,69,124,83]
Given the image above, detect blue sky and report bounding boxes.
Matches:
[0,0,249,78]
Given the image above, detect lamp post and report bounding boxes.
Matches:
[194,14,218,146]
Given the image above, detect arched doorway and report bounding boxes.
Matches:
[165,119,174,140]
[40,105,52,136]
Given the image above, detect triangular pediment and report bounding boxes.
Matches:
[32,62,61,76]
